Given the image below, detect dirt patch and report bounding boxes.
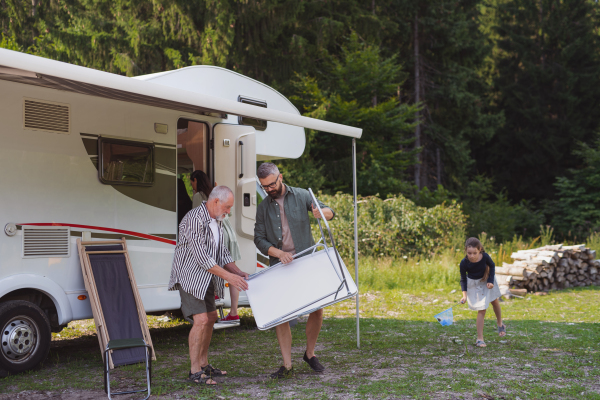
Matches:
[0,390,116,399]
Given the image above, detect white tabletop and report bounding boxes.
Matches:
[246,247,357,329]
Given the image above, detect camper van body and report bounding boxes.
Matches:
[0,65,297,322]
[0,49,361,374]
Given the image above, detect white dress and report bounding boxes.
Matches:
[467,276,502,311]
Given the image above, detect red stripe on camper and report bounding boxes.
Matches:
[19,223,176,245]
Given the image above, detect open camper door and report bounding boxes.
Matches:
[213,124,257,275]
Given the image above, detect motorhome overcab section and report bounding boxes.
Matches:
[0,48,362,374]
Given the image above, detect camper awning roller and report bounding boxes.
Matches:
[0,49,362,139]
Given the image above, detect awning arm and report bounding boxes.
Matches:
[353,138,360,349]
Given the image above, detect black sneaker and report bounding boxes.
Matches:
[269,366,293,379]
[303,352,325,372]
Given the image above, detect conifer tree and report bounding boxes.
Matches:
[381,0,503,192]
[484,0,600,201]
[282,34,419,196]
[550,133,600,237]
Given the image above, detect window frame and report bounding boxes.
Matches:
[237,96,267,131]
[98,136,155,186]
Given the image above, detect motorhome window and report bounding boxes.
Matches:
[99,138,154,186]
[238,97,267,131]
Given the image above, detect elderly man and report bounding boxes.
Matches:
[168,186,249,385]
[254,162,335,379]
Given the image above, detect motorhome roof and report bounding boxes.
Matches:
[0,49,362,139]
[134,65,301,117]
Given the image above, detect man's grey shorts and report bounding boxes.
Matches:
[177,282,216,322]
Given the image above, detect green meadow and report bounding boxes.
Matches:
[1,252,599,400]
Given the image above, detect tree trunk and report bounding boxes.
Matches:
[539,0,544,69]
[414,13,421,190]
[422,146,428,189]
[436,147,441,185]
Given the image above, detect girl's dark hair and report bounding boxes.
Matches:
[465,237,485,253]
[465,237,490,282]
[190,170,212,198]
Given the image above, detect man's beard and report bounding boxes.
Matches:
[267,182,284,199]
[216,213,227,222]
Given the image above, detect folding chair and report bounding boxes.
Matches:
[76,238,156,399]
[104,338,152,399]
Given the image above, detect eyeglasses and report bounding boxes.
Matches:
[261,174,280,190]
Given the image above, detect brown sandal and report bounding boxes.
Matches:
[187,370,217,385]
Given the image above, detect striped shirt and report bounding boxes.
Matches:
[168,201,233,299]
[193,191,241,262]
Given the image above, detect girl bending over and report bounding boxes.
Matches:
[459,237,506,347]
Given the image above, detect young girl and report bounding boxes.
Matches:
[459,237,506,347]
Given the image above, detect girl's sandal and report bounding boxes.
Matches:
[187,371,217,385]
[475,340,487,348]
[498,324,507,337]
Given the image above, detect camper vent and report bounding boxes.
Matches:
[23,99,70,134]
[22,226,71,258]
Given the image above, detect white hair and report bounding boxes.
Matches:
[257,162,280,179]
[208,185,233,203]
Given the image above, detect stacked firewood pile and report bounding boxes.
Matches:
[496,244,599,295]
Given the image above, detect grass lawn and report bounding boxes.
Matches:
[0,281,599,399]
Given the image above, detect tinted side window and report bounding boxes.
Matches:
[99,138,154,186]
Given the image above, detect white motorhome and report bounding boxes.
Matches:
[0,49,362,374]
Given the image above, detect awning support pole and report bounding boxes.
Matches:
[352,138,360,349]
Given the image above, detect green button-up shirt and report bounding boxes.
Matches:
[254,185,334,266]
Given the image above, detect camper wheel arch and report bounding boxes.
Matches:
[0,274,73,331]
[0,289,62,332]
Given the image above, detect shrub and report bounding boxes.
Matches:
[549,133,600,238]
[461,176,544,241]
[312,192,466,260]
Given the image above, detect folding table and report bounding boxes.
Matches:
[246,189,358,330]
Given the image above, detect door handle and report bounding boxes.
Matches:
[239,140,244,179]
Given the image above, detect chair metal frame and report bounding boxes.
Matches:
[104,338,152,400]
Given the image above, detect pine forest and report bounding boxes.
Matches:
[2,0,600,242]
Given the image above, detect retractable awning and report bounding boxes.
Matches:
[0,49,362,139]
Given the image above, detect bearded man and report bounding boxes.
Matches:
[254,163,335,378]
[168,185,249,385]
